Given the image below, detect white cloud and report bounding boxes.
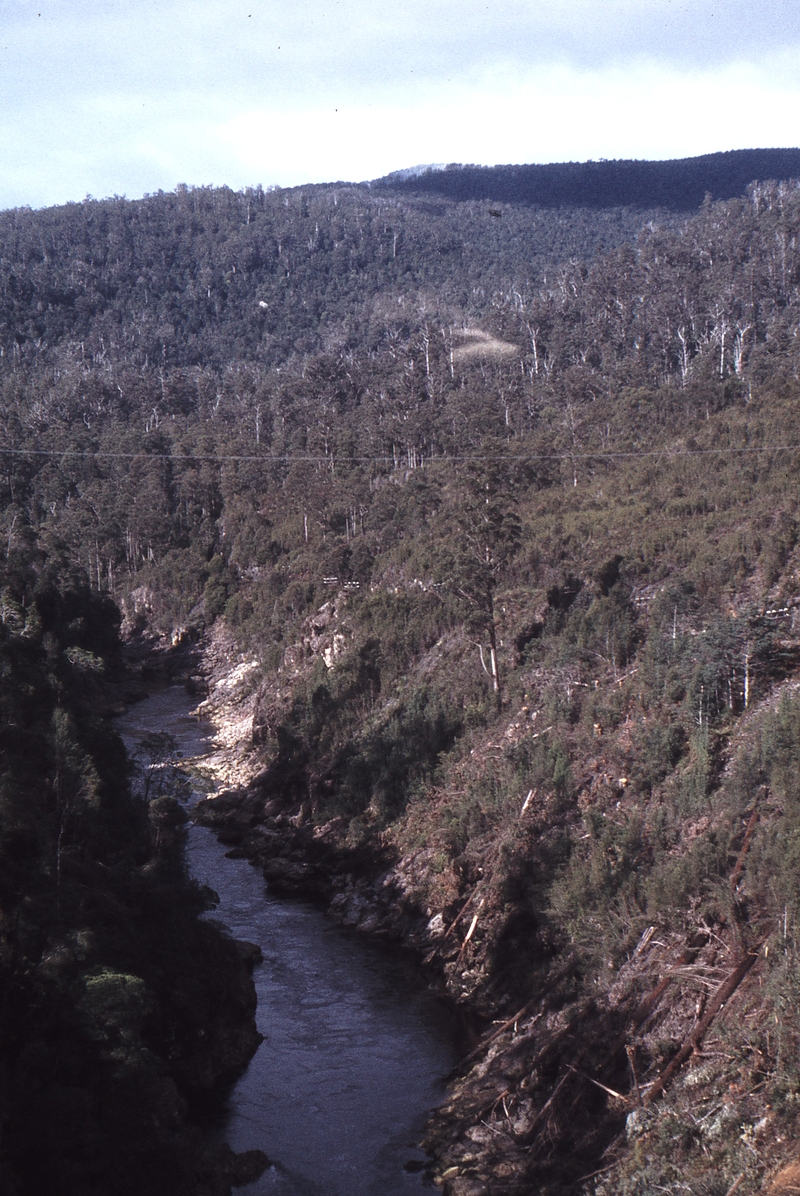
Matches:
[186,58,800,188]
[1,0,799,206]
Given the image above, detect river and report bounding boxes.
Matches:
[116,687,458,1196]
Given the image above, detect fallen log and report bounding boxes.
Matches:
[729,805,761,896]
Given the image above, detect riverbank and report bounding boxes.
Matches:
[192,777,614,1195]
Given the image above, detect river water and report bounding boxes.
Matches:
[116,687,457,1196]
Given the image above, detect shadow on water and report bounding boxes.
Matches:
[116,688,458,1196]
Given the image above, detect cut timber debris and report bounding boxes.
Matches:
[443,891,478,939]
[456,898,486,962]
[596,935,707,1075]
[459,1002,538,1067]
[644,947,761,1105]
[458,956,580,1067]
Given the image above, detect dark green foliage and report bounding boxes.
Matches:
[330,684,463,824]
[202,553,233,621]
[562,584,640,672]
[549,806,646,941]
[0,180,662,374]
[8,178,800,636]
[0,579,254,1195]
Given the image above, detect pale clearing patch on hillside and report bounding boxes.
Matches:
[452,328,519,363]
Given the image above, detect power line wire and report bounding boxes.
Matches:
[1,445,800,463]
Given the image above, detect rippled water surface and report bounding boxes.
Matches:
[117,688,457,1196]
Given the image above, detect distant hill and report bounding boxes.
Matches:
[373,148,800,210]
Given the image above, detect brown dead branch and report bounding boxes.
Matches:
[576,1160,622,1184]
[523,1070,576,1147]
[458,1000,539,1067]
[444,889,479,939]
[489,1086,512,1115]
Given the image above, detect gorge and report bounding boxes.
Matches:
[6,152,800,1194]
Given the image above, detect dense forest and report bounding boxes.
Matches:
[5,152,800,1193]
[376,148,800,209]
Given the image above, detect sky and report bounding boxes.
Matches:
[1,0,799,209]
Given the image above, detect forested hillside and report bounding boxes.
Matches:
[5,157,800,1194]
[0,177,670,371]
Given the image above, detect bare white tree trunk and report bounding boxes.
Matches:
[743,645,751,709]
